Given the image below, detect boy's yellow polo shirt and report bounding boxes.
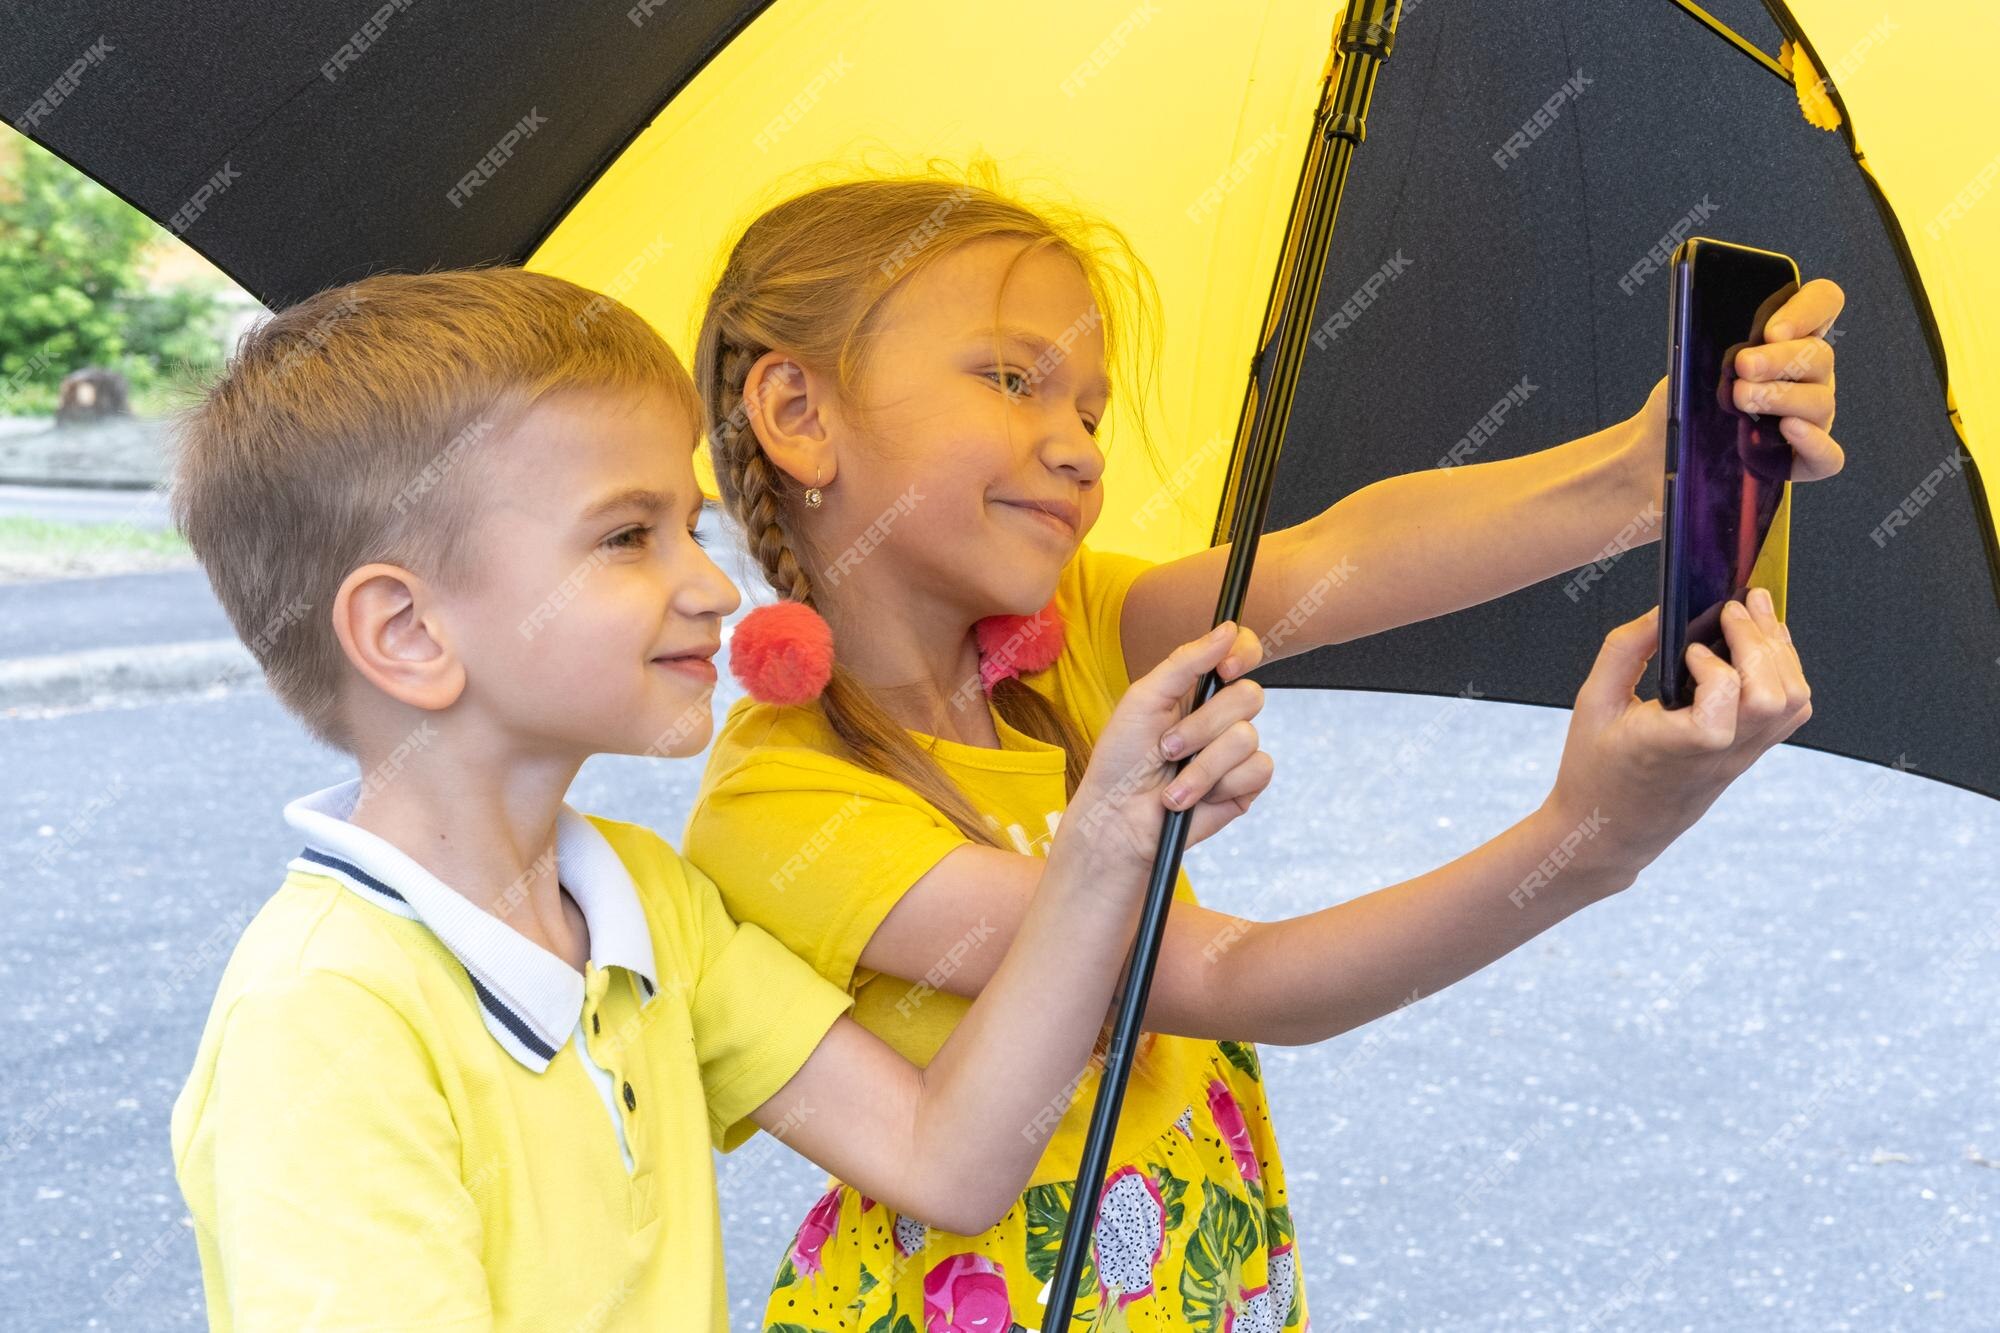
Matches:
[168,778,853,1332]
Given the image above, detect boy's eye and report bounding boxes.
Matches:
[604,524,653,550]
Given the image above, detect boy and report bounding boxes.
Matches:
[165,266,1271,1329]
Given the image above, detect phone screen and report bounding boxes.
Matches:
[1660,238,1798,708]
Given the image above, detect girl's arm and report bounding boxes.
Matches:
[857,584,1811,1050]
[745,622,1273,1234]
[1120,280,1843,680]
[853,796,1633,1050]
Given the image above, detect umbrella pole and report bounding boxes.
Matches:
[1039,3,1402,1326]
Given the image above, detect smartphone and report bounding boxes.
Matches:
[1656,237,1799,710]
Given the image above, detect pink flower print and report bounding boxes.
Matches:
[1207,1078,1262,1184]
[923,1252,1011,1333]
[790,1186,842,1279]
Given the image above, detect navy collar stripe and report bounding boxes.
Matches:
[299,847,408,904]
[465,971,560,1062]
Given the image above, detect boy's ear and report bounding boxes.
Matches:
[331,563,467,713]
[743,351,835,489]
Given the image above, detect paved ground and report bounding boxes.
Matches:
[2,529,1996,1330]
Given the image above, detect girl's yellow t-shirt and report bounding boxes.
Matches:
[683,542,1213,1185]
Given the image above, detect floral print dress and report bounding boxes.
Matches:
[763,1040,1309,1333]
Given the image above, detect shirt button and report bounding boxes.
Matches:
[622,1081,637,1112]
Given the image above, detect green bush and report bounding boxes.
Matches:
[0,133,228,415]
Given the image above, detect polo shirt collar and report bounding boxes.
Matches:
[281,778,658,1073]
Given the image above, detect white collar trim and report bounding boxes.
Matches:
[281,778,658,1072]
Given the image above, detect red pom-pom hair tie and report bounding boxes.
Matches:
[728,595,1068,706]
[973,595,1065,694]
[727,601,835,706]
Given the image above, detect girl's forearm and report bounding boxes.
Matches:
[1310,413,1661,646]
[1208,799,1641,1047]
[902,842,1140,1227]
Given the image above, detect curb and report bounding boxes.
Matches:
[0,638,258,713]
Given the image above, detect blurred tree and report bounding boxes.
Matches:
[0,132,225,415]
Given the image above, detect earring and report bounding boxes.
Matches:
[804,465,824,509]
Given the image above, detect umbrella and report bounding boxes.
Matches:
[2,0,1992,799]
[6,0,1995,1319]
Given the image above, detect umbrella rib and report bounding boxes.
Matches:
[1662,0,1793,86]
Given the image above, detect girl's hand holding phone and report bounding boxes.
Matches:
[1541,594,1813,888]
[1052,619,1274,879]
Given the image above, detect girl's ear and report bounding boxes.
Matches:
[744,350,835,490]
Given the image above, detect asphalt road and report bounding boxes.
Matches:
[0,569,227,662]
[5,658,1997,1330]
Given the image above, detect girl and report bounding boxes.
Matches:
[682,166,1835,1330]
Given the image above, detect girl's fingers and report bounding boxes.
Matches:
[1160,676,1264,760]
[1780,417,1846,482]
[1762,277,1845,344]
[1162,718,1262,810]
[1184,752,1276,844]
[1676,635,1742,751]
[1742,590,1812,716]
[1137,620,1239,710]
[1715,599,1790,736]
[1732,377,1834,427]
[1734,334,1834,386]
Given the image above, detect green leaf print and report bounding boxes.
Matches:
[1146,1161,1189,1235]
[772,1256,798,1292]
[1266,1202,1294,1249]
[1179,1180,1261,1332]
[769,1326,814,1333]
[1217,1040,1262,1081]
[862,1308,916,1333]
[857,1264,879,1297]
[1023,1180,1096,1291]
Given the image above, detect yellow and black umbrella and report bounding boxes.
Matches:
[10,0,1999,1309]
[3,0,1993,801]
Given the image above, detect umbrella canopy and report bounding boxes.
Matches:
[4,0,1993,797]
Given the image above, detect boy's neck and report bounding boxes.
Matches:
[343,743,590,966]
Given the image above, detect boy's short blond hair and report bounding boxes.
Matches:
[168,265,698,756]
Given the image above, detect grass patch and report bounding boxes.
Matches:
[0,515,193,583]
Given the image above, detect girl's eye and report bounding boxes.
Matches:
[688,528,709,549]
[986,368,1032,397]
[605,524,653,550]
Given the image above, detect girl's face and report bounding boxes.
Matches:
[825,237,1110,620]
